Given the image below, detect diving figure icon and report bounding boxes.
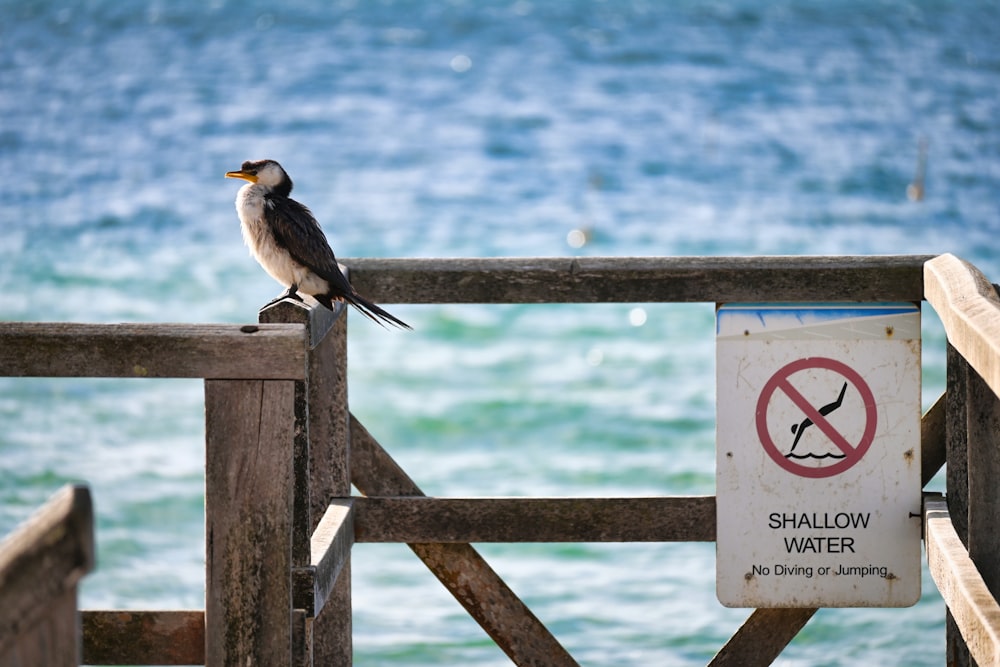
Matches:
[787,382,848,459]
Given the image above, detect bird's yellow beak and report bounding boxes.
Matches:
[225,170,258,183]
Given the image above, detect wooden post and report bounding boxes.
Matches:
[0,485,95,667]
[307,306,352,667]
[260,298,352,666]
[967,361,1000,664]
[205,378,298,666]
[946,342,974,667]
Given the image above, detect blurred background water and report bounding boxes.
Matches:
[1,0,999,664]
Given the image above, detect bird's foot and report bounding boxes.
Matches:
[263,285,304,309]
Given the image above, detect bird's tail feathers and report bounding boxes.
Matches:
[345,291,412,330]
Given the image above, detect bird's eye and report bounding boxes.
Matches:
[241,161,256,172]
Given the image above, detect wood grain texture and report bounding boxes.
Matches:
[1,590,80,667]
[294,500,354,617]
[0,484,94,665]
[921,392,947,487]
[308,314,353,659]
[925,253,1000,399]
[260,298,352,666]
[205,379,296,667]
[340,255,931,304]
[354,496,715,543]
[709,608,817,667]
[966,370,1000,609]
[925,497,1000,667]
[945,345,973,665]
[0,322,306,379]
[82,610,204,665]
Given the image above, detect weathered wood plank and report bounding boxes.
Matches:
[925,497,1000,667]
[2,589,80,667]
[925,253,1000,400]
[354,496,715,543]
[259,301,314,569]
[966,370,1000,607]
[82,610,204,665]
[259,298,352,665]
[292,610,310,667]
[0,484,94,664]
[320,558,353,667]
[312,503,354,599]
[921,392,947,487]
[709,608,816,667]
[309,304,353,667]
[294,500,355,617]
[0,322,306,379]
[946,345,971,547]
[260,295,344,350]
[350,414,579,667]
[205,379,296,667]
[341,255,932,304]
[946,345,973,666]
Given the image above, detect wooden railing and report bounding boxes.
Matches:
[0,254,997,665]
[0,484,95,667]
[923,254,1000,666]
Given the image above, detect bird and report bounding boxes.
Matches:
[225,159,410,329]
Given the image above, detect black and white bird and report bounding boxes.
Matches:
[225,159,410,329]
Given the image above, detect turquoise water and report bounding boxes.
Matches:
[2,0,999,664]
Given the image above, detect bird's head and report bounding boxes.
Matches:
[225,159,293,195]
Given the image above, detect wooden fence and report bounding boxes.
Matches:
[0,254,998,665]
[0,484,95,667]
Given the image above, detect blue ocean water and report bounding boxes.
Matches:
[1,0,999,664]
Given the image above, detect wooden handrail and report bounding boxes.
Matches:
[924,253,1000,400]
[925,497,1000,665]
[0,322,307,379]
[341,255,931,304]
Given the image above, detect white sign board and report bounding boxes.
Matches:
[716,302,922,608]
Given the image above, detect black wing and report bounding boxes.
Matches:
[264,193,411,329]
[263,193,354,294]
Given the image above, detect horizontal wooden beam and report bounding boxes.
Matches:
[349,391,946,547]
[924,253,1000,399]
[81,610,204,665]
[353,496,715,543]
[294,499,354,616]
[0,322,306,379]
[924,497,1000,666]
[341,255,932,304]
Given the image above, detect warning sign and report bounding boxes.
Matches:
[716,303,922,608]
[756,357,877,479]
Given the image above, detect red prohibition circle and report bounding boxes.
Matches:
[754,357,878,479]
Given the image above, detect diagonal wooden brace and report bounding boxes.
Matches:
[349,413,579,667]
